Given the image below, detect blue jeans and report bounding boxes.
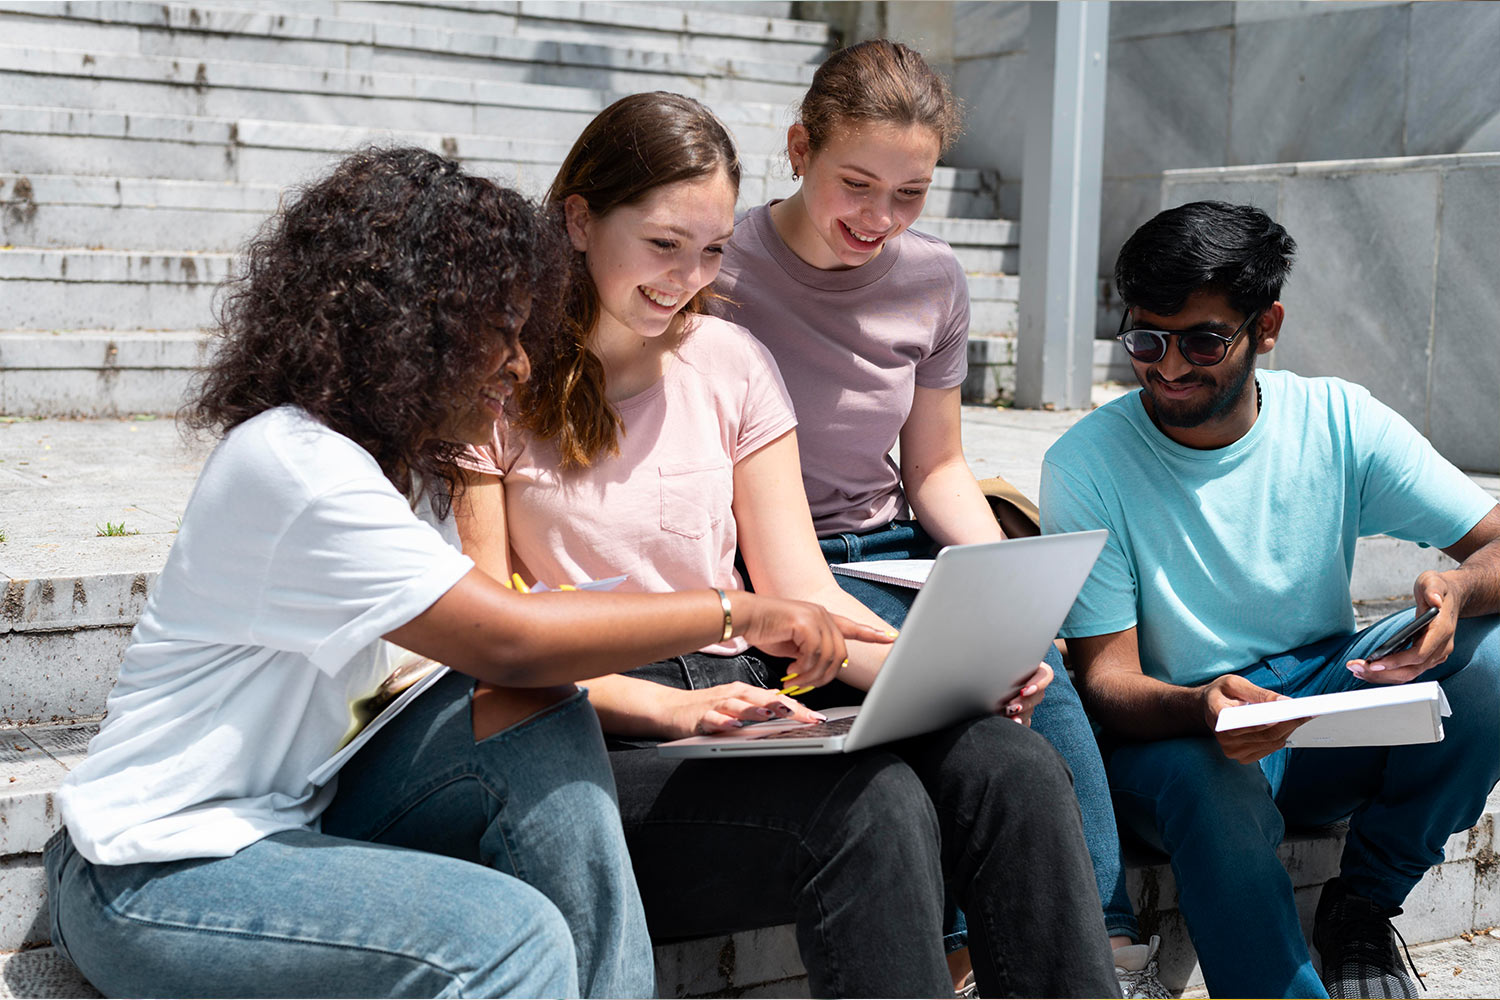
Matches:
[45,672,654,998]
[819,520,1139,944]
[1107,611,1500,999]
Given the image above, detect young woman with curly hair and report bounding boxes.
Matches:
[458,94,1117,999]
[44,146,883,999]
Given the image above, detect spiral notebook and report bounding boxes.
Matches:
[828,559,934,589]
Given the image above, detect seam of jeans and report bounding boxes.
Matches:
[81,859,474,988]
[352,771,507,849]
[474,686,591,748]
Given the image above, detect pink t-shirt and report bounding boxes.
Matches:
[715,203,969,535]
[469,315,796,654]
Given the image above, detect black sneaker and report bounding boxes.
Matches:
[1313,877,1423,998]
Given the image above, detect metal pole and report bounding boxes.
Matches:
[1016,0,1110,409]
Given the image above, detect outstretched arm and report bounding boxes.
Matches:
[898,385,1006,546]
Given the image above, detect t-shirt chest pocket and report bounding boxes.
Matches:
[660,461,731,540]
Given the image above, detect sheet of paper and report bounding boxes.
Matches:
[1214,680,1451,748]
[308,663,449,787]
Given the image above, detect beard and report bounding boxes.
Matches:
[1141,346,1258,429]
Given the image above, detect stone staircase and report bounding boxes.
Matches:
[0,0,1025,420]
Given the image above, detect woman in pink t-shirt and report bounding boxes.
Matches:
[459,91,1116,999]
[713,41,1163,996]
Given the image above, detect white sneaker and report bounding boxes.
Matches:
[1114,935,1172,999]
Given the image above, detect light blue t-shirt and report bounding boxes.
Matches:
[1040,370,1495,687]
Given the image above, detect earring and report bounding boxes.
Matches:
[791,166,801,180]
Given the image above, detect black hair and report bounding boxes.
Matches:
[1114,201,1297,317]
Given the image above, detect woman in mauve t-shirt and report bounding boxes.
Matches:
[459,91,1117,999]
[714,40,1164,997]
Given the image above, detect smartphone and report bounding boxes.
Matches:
[1367,607,1440,661]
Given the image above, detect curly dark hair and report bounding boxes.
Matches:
[184,146,570,515]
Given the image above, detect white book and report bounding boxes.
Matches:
[1214,680,1451,748]
[829,559,934,589]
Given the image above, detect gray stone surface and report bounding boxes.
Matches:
[949,50,1027,181]
[0,859,48,954]
[1099,176,1167,278]
[1104,28,1233,179]
[1407,2,1500,156]
[1273,168,1438,431]
[1430,166,1500,472]
[1231,0,1405,25]
[1111,1,1233,39]
[952,0,1027,59]
[1161,175,1280,218]
[1229,4,1408,165]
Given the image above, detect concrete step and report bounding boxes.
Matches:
[0,37,807,134]
[0,108,1000,215]
[296,0,815,50]
[0,0,829,68]
[0,2,821,102]
[0,330,207,418]
[0,248,234,331]
[0,163,1003,253]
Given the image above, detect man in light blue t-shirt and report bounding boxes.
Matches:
[1041,201,1500,1000]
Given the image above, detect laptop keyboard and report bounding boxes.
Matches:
[750,716,856,741]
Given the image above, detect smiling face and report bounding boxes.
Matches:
[567,168,738,344]
[1126,289,1280,449]
[437,297,534,445]
[780,121,941,270]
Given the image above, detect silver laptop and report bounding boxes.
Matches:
[657,530,1107,758]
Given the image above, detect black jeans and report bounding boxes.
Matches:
[607,652,1117,998]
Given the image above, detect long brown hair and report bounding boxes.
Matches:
[520,91,741,468]
[800,40,962,155]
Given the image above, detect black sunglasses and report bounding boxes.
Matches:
[1116,308,1261,367]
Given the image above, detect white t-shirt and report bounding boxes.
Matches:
[56,407,474,866]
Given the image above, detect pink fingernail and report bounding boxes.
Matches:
[812,713,827,722]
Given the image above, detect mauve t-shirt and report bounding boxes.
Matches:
[465,315,796,655]
[716,203,969,535]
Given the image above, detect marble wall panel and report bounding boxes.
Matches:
[1229,4,1408,165]
[1232,0,1404,24]
[1407,2,1500,156]
[1430,166,1500,472]
[953,1,1028,59]
[1273,169,1438,430]
[1163,178,1281,219]
[1098,177,1166,276]
[1111,1,1233,40]
[949,51,1027,179]
[1104,28,1233,178]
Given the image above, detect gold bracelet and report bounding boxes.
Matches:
[714,588,733,642]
